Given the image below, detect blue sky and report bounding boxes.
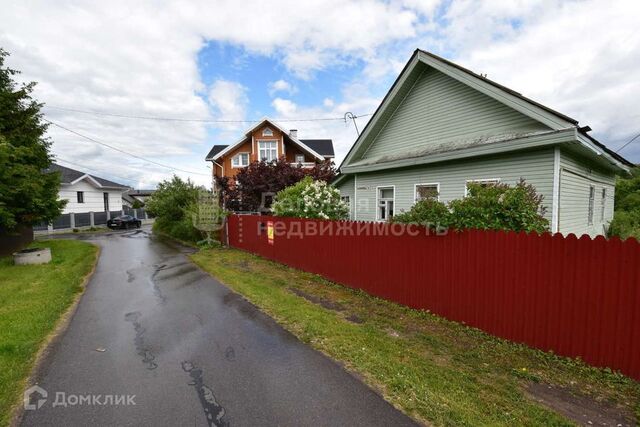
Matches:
[1,0,639,188]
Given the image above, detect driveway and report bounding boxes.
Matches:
[22,228,417,426]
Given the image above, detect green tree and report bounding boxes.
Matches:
[272,176,348,220]
[609,167,640,240]
[145,175,204,243]
[0,48,65,230]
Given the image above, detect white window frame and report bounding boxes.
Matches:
[258,140,278,162]
[588,185,595,225]
[231,152,250,168]
[600,188,607,222]
[77,191,84,203]
[464,178,500,196]
[262,127,274,137]
[414,183,440,203]
[376,185,396,222]
[295,154,305,163]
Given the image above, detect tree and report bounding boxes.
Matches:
[609,167,640,240]
[0,48,66,231]
[215,158,337,212]
[272,176,349,220]
[393,179,549,233]
[145,175,204,242]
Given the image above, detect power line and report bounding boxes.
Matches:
[44,105,372,123]
[43,119,210,176]
[55,157,138,186]
[616,131,640,153]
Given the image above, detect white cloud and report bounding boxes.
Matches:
[268,79,296,96]
[208,79,248,131]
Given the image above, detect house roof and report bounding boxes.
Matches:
[205,145,229,161]
[126,189,155,197]
[340,49,633,172]
[204,118,332,162]
[47,163,130,189]
[300,139,334,157]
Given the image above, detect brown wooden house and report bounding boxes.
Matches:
[205,118,334,187]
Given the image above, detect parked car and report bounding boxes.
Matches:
[107,215,141,229]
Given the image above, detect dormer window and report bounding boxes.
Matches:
[262,127,274,137]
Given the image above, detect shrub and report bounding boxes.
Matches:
[393,179,549,233]
[146,176,203,243]
[272,176,349,220]
[448,180,549,233]
[608,167,640,240]
[392,198,451,228]
[609,210,640,241]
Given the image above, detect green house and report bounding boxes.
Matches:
[335,49,633,237]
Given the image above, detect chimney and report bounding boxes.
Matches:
[289,129,298,139]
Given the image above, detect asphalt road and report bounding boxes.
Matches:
[21,228,417,427]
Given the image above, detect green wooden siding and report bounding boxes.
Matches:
[339,149,555,223]
[360,67,550,161]
[337,176,355,220]
[558,149,616,237]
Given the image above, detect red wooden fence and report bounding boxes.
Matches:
[226,215,640,380]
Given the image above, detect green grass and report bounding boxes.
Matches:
[192,247,640,426]
[0,240,98,426]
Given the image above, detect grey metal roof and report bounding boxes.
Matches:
[205,145,229,160]
[300,139,334,157]
[47,163,129,189]
[126,189,155,196]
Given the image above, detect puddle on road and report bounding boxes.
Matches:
[124,311,158,370]
[182,361,228,427]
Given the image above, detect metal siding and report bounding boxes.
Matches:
[361,67,550,161]
[353,149,555,222]
[558,150,617,237]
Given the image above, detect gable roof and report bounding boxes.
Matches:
[47,163,129,189]
[340,49,632,172]
[299,139,334,157]
[204,118,330,162]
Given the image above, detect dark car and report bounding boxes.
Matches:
[107,215,141,229]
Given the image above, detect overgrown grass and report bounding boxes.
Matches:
[191,247,640,426]
[0,240,98,426]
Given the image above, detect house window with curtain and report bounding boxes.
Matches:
[258,141,278,162]
[600,188,607,222]
[377,187,394,221]
[232,153,249,168]
[295,154,305,163]
[415,183,439,202]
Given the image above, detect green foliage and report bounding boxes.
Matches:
[131,199,143,209]
[0,49,66,231]
[392,198,451,228]
[272,176,349,220]
[393,179,549,233]
[609,167,640,240]
[145,175,203,243]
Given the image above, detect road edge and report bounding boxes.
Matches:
[9,243,101,427]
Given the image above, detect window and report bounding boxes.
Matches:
[232,153,249,168]
[341,195,351,218]
[465,178,500,196]
[377,187,395,221]
[295,154,305,163]
[258,140,278,162]
[103,192,110,212]
[415,183,439,202]
[587,185,595,225]
[262,127,273,137]
[77,191,84,203]
[600,188,607,222]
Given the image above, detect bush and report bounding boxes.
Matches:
[393,179,549,233]
[272,176,349,220]
[145,176,203,243]
[392,198,451,228]
[608,167,640,240]
[609,210,640,241]
[448,180,549,233]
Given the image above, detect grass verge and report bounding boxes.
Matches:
[0,240,98,426]
[191,246,640,426]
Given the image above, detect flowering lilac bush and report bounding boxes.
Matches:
[272,176,349,220]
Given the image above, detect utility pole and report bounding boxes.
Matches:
[344,112,360,136]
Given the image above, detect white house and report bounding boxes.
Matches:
[48,163,130,214]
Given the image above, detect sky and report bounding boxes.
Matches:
[1,0,639,189]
